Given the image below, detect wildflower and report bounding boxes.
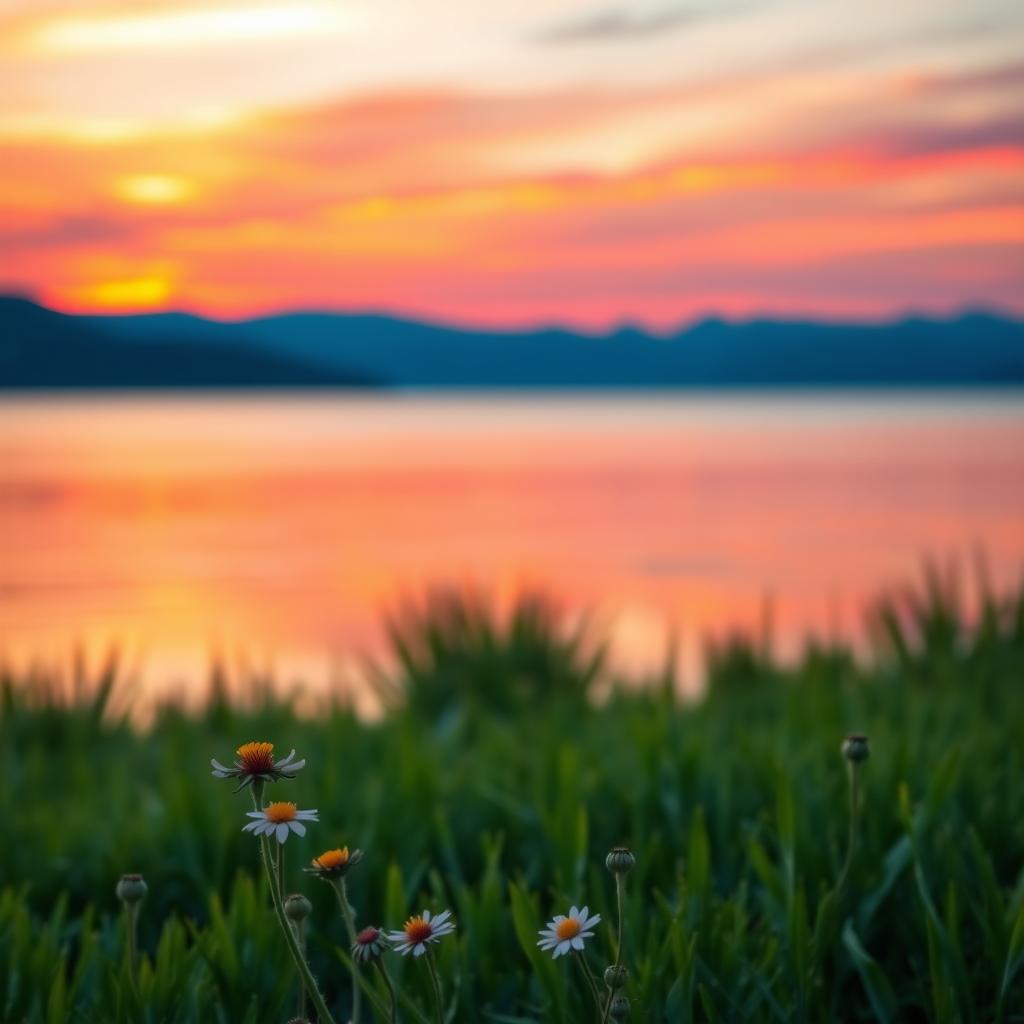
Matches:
[352,926,390,963]
[388,909,456,956]
[537,905,602,958]
[605,847,636,875]
[305,846,364,880]
[243,801,319,843]
[284,893,313,921]
[211,741,305,791]
[842,734,870,763]
[115,873,148,905]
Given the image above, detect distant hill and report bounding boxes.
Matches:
[2,294,1023,389]
[0,297,376,389]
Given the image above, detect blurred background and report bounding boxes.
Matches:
[1,0,1022,706]
[2,6,1024,1021]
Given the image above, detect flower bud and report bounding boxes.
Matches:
[284,893,313,921]
[605,847,636,875]
[609,994,631,1020]
[604,964,629,989]
[841,734,870,764]
[115,873,148,905]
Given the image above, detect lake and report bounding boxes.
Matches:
[1,393,1022,708]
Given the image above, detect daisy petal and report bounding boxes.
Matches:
[289,820,306,837]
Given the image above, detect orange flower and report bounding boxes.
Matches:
[307,846,364,879]
[211,741,305,792]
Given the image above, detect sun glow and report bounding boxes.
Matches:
[114,174,196,205]
[67,277,173,310]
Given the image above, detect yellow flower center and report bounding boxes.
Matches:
[236,741,275,773]
[265,801,297,823]
[313,847,350,870]
[555,917,582,941]
[404,916,433,944]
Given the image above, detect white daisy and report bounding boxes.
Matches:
[537,905,602,958]
[387,909,456,956]
[243,801,318,843]
[211,741,305,792]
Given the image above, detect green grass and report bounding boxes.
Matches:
[2,573,1023,1022]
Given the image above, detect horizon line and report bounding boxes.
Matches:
[5,290,1023,338]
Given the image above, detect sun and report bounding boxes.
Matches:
[114,174,196,206]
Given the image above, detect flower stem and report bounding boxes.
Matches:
[276,842,286,902]
[376,960,399,1024]
[575,952,603,1021]
[839,761,862,891]
[614,873,625,966]
[278,841,308,1015]
[345,955,394,1022]
[331,879,362,1024]
[599,872,627,1023]
[124,902,140,997]
[425,950,445,1024]
[293,917,308,1020]
[259,834,337,1024]
[250,782,335,1024]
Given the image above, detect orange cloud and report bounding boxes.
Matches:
[2,54,1023,326]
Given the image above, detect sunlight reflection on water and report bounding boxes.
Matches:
[1,392,1022,709]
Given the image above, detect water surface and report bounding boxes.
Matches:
[2,393,1022,706]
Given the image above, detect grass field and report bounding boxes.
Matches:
[2,577,1023,1023]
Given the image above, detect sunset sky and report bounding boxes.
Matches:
[2,0,1023,327]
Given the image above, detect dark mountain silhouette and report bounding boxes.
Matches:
[2,294,1023,389]
[0,296,376,389]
